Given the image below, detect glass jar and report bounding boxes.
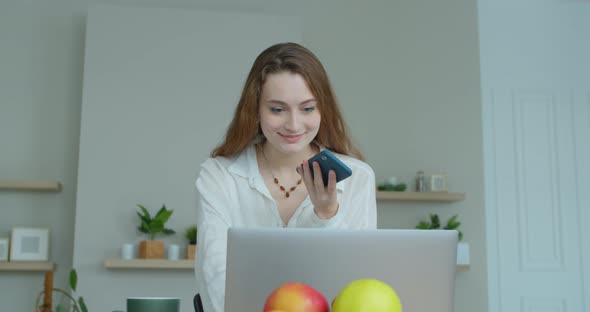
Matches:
[415,171,426,192]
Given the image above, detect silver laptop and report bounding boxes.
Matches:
[224,228,458,312]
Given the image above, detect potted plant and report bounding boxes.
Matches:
[415,213,463,240]
[136,204,175,259]
[184,225,198,260]
[36,269,88,312]
[416,214,469,266]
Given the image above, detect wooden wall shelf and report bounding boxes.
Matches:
[376,191,465,202]
[0,261,56,272]
[0,180,62,192]
[102,258,468,272]
[104,259,194,270]
[457,264,470,272]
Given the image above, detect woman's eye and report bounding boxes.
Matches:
[303,107,316,113]
[270,107,284,113]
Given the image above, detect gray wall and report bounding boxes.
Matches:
[0,0,485,311]
[73,5,302,311]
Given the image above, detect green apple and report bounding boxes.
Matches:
[332,279,402,312]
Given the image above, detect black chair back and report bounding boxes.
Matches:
[193,293,204,312]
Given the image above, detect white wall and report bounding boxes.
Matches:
[0,0,485,311]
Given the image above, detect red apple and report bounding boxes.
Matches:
[263,282,329,312]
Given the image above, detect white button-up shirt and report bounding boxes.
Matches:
[194,144,377,312]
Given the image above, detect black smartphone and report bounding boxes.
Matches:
[297,150,352,186]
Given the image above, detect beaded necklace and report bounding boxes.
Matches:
[260,147,302,198]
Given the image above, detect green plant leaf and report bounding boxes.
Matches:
[445,214,461,230]
[446,214,458,225]
[136,204,175,239]
[150,220,164,232]
[430,214,441,229]
[139,219,151,234]
[154,206,173,225]
[56,304,67,312]
[155,204,166,215]
[69,269,78,291]
[79,297,88,312]
[445,221,461,230]
[136,211,150,225]
[393,183,407,191]
[458,230,464,241]
[137,204,151,219]
[184,226,198,244]
[415,221,432,229]
[377,184,395,191]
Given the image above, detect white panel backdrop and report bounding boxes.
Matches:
[73,3,301,311]
[479,0,590,311]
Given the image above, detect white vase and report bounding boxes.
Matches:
[167,244,180,260]
[457,242,470,266]
[121,243,134,260]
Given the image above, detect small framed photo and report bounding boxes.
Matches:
[9,228,50,261]
[0,238,9,261]
[430,174,448,192]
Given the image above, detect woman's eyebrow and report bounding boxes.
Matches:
[266,98,316,105]
[299,99,317,105]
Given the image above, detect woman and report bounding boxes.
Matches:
[195,42,376,312]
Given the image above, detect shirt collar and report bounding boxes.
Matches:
[227,144,259,184]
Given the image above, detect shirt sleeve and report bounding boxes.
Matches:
[194,159,232,312]
[346,164,377,229]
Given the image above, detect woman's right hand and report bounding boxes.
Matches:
[299,160,339,219]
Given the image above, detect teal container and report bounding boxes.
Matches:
[127,297,180,312]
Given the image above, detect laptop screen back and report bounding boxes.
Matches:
[224,228,457,312]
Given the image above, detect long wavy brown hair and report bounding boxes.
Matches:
[211,42,362,160]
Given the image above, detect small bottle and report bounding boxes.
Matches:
[415,171,426,192]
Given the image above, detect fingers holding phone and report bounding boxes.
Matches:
[298,150,351,219]
[299,159,337,218]
[298,160,337,193]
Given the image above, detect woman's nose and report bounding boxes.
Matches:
[284,113,299,132]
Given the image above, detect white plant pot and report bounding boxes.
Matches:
[167,244,180,260]
[457,242,470,266]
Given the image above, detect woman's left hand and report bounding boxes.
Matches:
[299,159,339,219]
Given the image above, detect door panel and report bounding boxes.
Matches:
[480,0,590,310]
[483,88,588,311]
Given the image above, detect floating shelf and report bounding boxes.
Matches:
[0,261,56,272]
[457,264,470,272]
[104,259,194,270]
[376,191,465,202]
[0,180,62,192]
[102,258,468,272]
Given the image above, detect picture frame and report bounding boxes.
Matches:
[430,174,448,192]
[0,238,8,261]
[9,227,49,261]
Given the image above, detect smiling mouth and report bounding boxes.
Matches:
[280,133,304,142]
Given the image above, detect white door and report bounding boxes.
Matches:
[479,0,590,311]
